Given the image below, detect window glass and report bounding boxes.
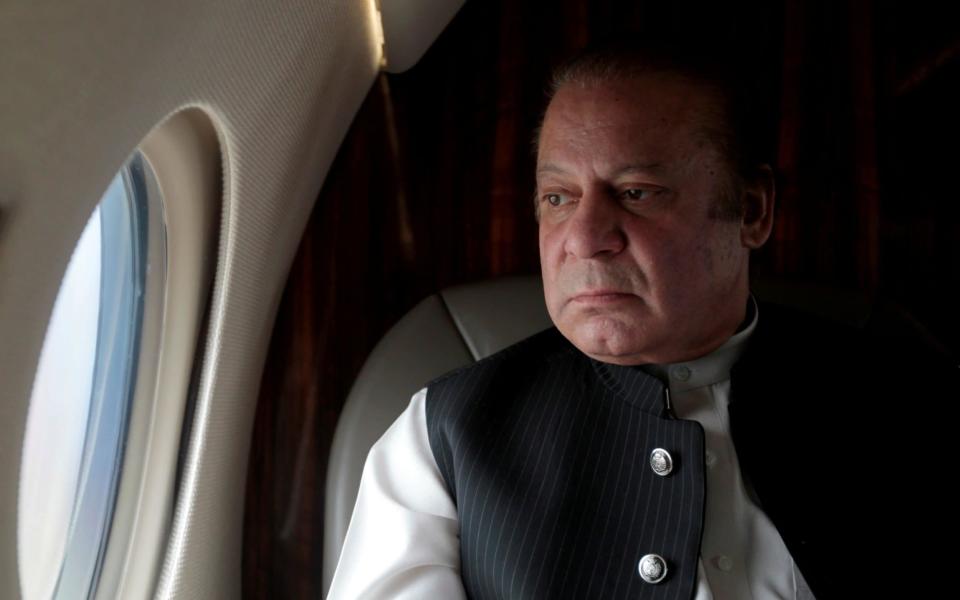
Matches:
[19,154,154,600]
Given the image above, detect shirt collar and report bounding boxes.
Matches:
[639,294,759,392]
[589,294,759,414]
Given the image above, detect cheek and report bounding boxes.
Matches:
[622,227,679,281]
[685,241,740,306]
[538,228,558,303]
[631,230,711,302]
[538,226,560,270]
[692,225,740,278]
[693,239,717,276]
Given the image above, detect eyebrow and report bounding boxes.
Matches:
[536,162,665,177]
[612,163,664,176]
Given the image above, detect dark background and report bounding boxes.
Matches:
[242,0,960,596]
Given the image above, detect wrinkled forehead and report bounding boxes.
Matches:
[536,74,726,170]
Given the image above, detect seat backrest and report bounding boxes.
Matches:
[322,274,553,595]
[321,273,953,595]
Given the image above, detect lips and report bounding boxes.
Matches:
[570,290,634,304]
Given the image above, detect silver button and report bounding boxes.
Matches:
[671,365,691,381]
[638,553,668,583]
[650,448,673,476]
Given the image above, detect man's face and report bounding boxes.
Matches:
[537,73,753,365]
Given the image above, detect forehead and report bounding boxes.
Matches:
[537,73,723,170]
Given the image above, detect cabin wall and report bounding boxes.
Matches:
[242,0,959,596]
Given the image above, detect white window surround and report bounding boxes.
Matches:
[17,107,221,600]
[93,108,222,600]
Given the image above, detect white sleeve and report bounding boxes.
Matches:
[326,387,466,600]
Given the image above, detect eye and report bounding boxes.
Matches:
[544,193,568,207]
[622,188,650,201]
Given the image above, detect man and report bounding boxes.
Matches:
[328,41,953,600]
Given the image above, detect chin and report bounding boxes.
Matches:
[561,316,651,364]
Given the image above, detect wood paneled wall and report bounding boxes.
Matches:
[242,1,959,597]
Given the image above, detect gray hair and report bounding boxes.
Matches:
[533,39,774,222]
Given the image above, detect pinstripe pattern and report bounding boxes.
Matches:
[426,327,706,600]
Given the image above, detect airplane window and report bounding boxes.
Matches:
[18,154,157,600]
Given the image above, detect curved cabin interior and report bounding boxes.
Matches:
[1,0,957,598]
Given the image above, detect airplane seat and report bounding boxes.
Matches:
[321,274,553,594]
[321,273,953,594]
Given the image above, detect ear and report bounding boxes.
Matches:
[740,164,775,249]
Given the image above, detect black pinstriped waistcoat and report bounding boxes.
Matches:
[424,301,955,600]
[425,327,703,599]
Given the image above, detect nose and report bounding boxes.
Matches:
[562,191,626,259]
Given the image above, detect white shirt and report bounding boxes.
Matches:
[328,296,817,599]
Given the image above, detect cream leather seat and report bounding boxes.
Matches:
[322,275,553,594]
[321,273,952,595]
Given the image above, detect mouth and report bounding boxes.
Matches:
[570,290,635,305]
